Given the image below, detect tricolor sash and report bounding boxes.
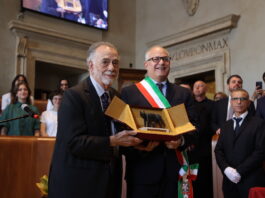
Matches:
[135,76,199,198]
[136,77,170,108]
[176,151,199,198]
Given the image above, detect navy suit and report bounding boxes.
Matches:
[256,96,265,119]
[121,82,197,198]
[215,114,265,198]
[48,77,122,198]
[211,97,256,132]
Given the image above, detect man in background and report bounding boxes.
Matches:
[192,80,214,198]
[215,89,265,198]
[212,74,255,134]
[256,72,265,119]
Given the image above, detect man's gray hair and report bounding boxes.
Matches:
[87,41,119,62]
[231,88,249,98]
[144,45,169,61]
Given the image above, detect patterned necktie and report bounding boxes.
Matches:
[101,92,112,136]
[233,117,242,135]
[101,92,109,112]
[156,83,164,95]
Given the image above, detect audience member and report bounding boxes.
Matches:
[192,80,214,198]
[256,72,265,119]
[215,89,265,198]
[212,74,255,134]
[58,79,69,91]
[1,74,33,111]
[121,46,198,198]
[48,42,142,198]
[40,90,63,137]
[214,91,228,101]
[46,79,69,110]
[250,72,265,102]
[0,82,40,136]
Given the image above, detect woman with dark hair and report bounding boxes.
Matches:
[57,79,69,91]
[40,90,63,137]
[0,82,40,136]
[1,74,28,111]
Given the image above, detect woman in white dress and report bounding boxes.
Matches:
[40,90,63,137]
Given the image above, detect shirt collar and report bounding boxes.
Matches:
[149,77,167,86]
[232,111,248,120]
[90,76,109,97]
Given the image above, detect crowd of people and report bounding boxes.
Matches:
[0,77,69,137]
[0,41,264,198]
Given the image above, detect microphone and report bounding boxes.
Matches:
[21,104,39,119]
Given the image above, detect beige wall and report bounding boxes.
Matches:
[0,0,136,95]
[1,0,265,96]
[135,0,265,94]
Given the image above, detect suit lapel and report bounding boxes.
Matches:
[226,120,234,140]
[84,77,105,119]
[165,81,173,105]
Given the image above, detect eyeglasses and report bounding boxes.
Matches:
[147,56,171,63]
[231,97,248,101]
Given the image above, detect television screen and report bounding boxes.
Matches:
[22,0,108,30]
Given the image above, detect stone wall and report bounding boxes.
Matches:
[135,0,265,94]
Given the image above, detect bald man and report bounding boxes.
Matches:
[191,80,215,198]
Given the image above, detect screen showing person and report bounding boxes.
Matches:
[22,0,108,30]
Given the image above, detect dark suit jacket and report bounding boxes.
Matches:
[215,114,265,198]
[48,77,122,198]
[211,97,256,132]
[256,96,265,119]
[189,98,215,162]
[120,82,197,185]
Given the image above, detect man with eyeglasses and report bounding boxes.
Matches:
[121,46,197,198]
[48,42,142,198]
[215,88,265,198]
[212,74,255,135]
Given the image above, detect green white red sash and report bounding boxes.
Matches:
[135,76,199,198]
[136,77,170,108]
[176,151,199,198]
